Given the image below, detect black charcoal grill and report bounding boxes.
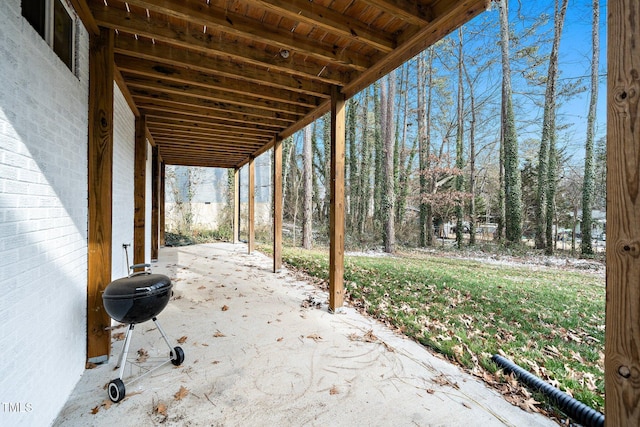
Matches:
[102,260,184,403]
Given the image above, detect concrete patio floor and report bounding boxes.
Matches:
[54,243,557,426]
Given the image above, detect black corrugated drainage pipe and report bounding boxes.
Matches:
[492,354,604,427]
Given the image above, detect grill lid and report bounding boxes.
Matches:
[103,273,172,301]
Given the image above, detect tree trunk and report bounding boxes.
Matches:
[463,52,477,246]
[580,0,599,256]
[543,0,570,256]
[358,88,372,238]
[455,28,465,248]
[396,63,412,227]
[418,51,428,247]
[381,72,396,253]
[302,125,313,249]
[498,0,522,244]
[373,82,384,234]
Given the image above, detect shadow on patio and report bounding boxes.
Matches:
[54,243,556,426]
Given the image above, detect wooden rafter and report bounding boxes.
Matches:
[75,0,489,169]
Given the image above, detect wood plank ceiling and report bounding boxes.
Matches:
[84,0,489,168]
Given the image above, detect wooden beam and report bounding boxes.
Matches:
[605,0,640,424]
[232,168,240,244]
[133,115,147,267]
[148,127,271,144]
[115,54,322,109]
[248,156,255,254]
[249,0,395,53]
[101,0,372,72]
[133,96,292,128]
[273,138,283,272]
[329,85,345,312]
[90,4,358,82]
[146,116,277,138]
[130,90,300,123]
[151,145,159,260]
[87,27,114,363]
[113,37,331,98]
[359,0,432,26]
[123,74,310,117]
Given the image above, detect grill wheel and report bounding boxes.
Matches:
[171,346,185,366]
[108,378,126,403]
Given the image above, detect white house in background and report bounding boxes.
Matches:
[0,1,153,425]
[165,159,273,233]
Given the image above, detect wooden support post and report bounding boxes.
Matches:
[160,161,166,247]
[151,146,159,261]
[329,85,346,312]
[232,167,240,244]
[273,139,283,272]
[133,115,146,267]
[87,27,114,363]
[605,1,640,424]
[248,156,255,254]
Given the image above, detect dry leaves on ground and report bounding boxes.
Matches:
[432,373,459,390]
[174,386,189,400]
[177,336,188,344]
[91,400,112,414]
[329,385,339,395]
[213,330,226,337]
[155,402,168,416]
[137,348,149,363]
[306,334,322,342]
[221,305,229,311]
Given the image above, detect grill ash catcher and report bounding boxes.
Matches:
[102,245,185,403]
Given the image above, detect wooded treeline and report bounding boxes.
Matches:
[272,0,607,256]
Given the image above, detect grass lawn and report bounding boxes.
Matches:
[275,246,605,414]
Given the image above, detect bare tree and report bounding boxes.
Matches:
[542,0,569,255]
[498,0,523,244]
[580,0,599,256]
[381,71,396,253]
[302,125,313,249]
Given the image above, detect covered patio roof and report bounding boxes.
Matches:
[74,0,489,168]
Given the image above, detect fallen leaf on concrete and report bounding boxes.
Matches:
[86,362,97,369]
[155,402,167,416]
[91,400,112,414]
[426,388,436,394]
[112,332,125,341]
[177,336,188,344]
[198,286,206,290]
[213,330,226,337]
[174,386,189,400]
[277,337,284,342]
[137,348,149,363]
[221,305,229,311]
[307,334,323,342]
[329,386,339,395]
[433,374,459,390]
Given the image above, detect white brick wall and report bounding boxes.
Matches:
[0,1,89,425]
[112,83,135,279]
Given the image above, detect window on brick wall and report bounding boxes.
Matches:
[22,0,76,72]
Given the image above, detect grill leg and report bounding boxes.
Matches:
[152,317,174,352]
[116,324,135,380]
